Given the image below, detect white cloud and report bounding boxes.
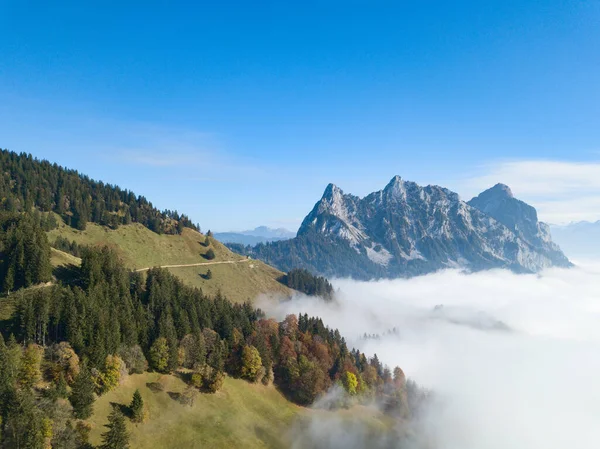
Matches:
[458,159,600,224]
[259,263,600,449]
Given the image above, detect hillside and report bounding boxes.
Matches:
[240,176,571,279]
[88,373,300,449]
[88,373,401,449]
[47,217,292,302]
[0,149,198,234]
[0,150,293,301]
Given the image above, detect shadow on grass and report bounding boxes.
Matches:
[167,390,197,407]
[109,402,132,418]
[255,425,286,449]
[53,264,81,285]
[146,382,164,393]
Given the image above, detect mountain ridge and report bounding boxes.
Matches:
[215,226,295,246]
[242,176,571,279]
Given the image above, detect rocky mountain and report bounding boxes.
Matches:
[244,176,571,279]
[215,226,295,245]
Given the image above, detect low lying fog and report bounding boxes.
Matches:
[260,262,600,449]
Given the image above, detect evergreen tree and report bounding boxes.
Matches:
[3,389,48,449]
[56,372,69,399]
[204,248,215,260]
[129,389,144,423]
[69,364,95,419]
[100,407,129,449]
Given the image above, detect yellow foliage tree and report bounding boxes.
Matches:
[95,355,125,394]
[19,344,43,388]
[150,337,170,373]
[240,345,262,383]
[342,371,358,395]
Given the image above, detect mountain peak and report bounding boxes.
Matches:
[322,183,343,199]
[487,183,514,199]
[387,175,403,185]
[384,175,407,199]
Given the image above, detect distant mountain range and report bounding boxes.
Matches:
[549,221,600,259]
[214,226,295,246]
[237,176,571,279]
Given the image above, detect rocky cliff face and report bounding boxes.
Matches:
[247,176,571,279]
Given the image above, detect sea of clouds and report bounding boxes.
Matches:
[259,261,600,449]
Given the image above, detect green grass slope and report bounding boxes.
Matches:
[88,373,301,449]
[87,373,399,449]
[47,220,292,302]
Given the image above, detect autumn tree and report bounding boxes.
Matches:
[95,355,126,394]
[240,345,263,383]
[149,338,170,373]
[393,366,406,389]
[342,371,358,395]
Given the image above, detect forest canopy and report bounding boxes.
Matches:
[0,149,199,234]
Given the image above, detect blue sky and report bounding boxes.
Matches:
[1,1,600,230]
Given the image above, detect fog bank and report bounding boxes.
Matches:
[260,263,600,449]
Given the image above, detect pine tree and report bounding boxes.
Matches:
[70,364,95,419]
[129,389,144,423]
[100,407,129,449]
[56,371,69,399]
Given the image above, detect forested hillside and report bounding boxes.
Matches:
[0,243,421,448]
[0,149,198,234]
[0,213,52,293]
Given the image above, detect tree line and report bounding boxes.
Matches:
[0,149,199,235]
[280,268,334,300]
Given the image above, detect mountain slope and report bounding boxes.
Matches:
[245,176,571,279]
[215,226,295,246]
[0,149,292,301]
[48,217,292,302]
[88,373,300,449]
[467,183,569,267]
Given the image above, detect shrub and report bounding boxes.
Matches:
[204,248,215,260]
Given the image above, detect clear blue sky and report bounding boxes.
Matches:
[1,1,599,230]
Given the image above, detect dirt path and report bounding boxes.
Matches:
[134,258,251,272]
